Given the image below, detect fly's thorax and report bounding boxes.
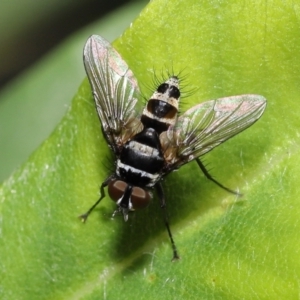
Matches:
[141,76,181,134]
[116,128,164,187]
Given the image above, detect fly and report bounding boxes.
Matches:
[80,35,267,260]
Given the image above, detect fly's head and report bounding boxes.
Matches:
[108,179,152,221]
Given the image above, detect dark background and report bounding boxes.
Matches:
[0,0,135,90]
[0,0,146,181]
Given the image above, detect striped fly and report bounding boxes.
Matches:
[80,35,266,260]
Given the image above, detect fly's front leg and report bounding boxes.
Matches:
[79,175,114,222]
[156,183,180,261]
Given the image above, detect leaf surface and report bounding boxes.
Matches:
[1,0,299,299]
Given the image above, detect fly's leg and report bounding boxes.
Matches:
[156,183,180,261]
[79,176,114,222]
[196,158,242,196]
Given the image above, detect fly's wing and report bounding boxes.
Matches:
[160,95,266,169]
[83,35,143,153]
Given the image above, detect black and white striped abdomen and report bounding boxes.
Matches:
[141,76,181,134]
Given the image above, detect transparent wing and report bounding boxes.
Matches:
[161,94,266,169]
[83,35,143,152]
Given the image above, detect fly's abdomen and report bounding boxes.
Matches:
[141,76,181,134]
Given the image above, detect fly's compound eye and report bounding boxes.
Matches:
[108,180,128,202]
[131,187,151,209]
[108,180,151,209]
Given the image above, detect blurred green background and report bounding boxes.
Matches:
[0,0,147,182]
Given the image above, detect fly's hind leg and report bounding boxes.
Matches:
[196,158,242,196]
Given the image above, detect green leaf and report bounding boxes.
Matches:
[1,0,299,299]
